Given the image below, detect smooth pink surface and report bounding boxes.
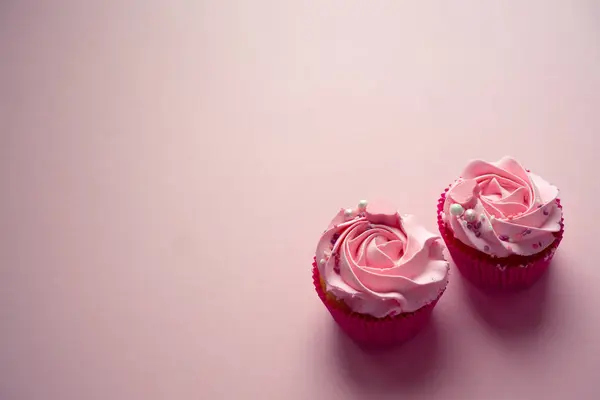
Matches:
[1,1,599,399]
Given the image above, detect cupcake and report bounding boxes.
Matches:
[313,200,449,347]
[438,157,564,289]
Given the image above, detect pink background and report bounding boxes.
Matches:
[1,1,599,399]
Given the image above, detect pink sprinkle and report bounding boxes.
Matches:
[532,243,539,249]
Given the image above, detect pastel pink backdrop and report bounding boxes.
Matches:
[1,1,599,399]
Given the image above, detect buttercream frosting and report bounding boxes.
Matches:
[442,157,562,257]
[315,201,449,318]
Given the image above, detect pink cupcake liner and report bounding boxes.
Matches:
[312,260,445,347]
[437,189,564,290]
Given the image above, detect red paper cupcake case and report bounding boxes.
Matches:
[437,190,564,290]
[312,261,445,347]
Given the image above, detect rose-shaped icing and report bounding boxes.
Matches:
[443,157,562,257]
[315,201,449,318]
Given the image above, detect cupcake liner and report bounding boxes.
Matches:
[312,260,445,347]
[437,189,564,290]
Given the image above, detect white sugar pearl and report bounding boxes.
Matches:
[344,208,354,218]
[449,204,464,217]
[319,258,326,266]
[464,209,477,222]
[358,200,368,210]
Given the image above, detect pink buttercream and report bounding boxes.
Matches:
[315,201,449,318]
[443,157,562,257]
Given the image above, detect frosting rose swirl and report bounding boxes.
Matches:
[316,201,449,318]
[443,157,562,257]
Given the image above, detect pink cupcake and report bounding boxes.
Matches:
[313,200,449,347]
[437,157,564,290]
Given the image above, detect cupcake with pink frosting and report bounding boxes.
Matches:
[438,157,564,289]
[313,200,449,346]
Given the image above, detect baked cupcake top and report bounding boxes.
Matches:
[442,156,562,258]
[315,200,449,318]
